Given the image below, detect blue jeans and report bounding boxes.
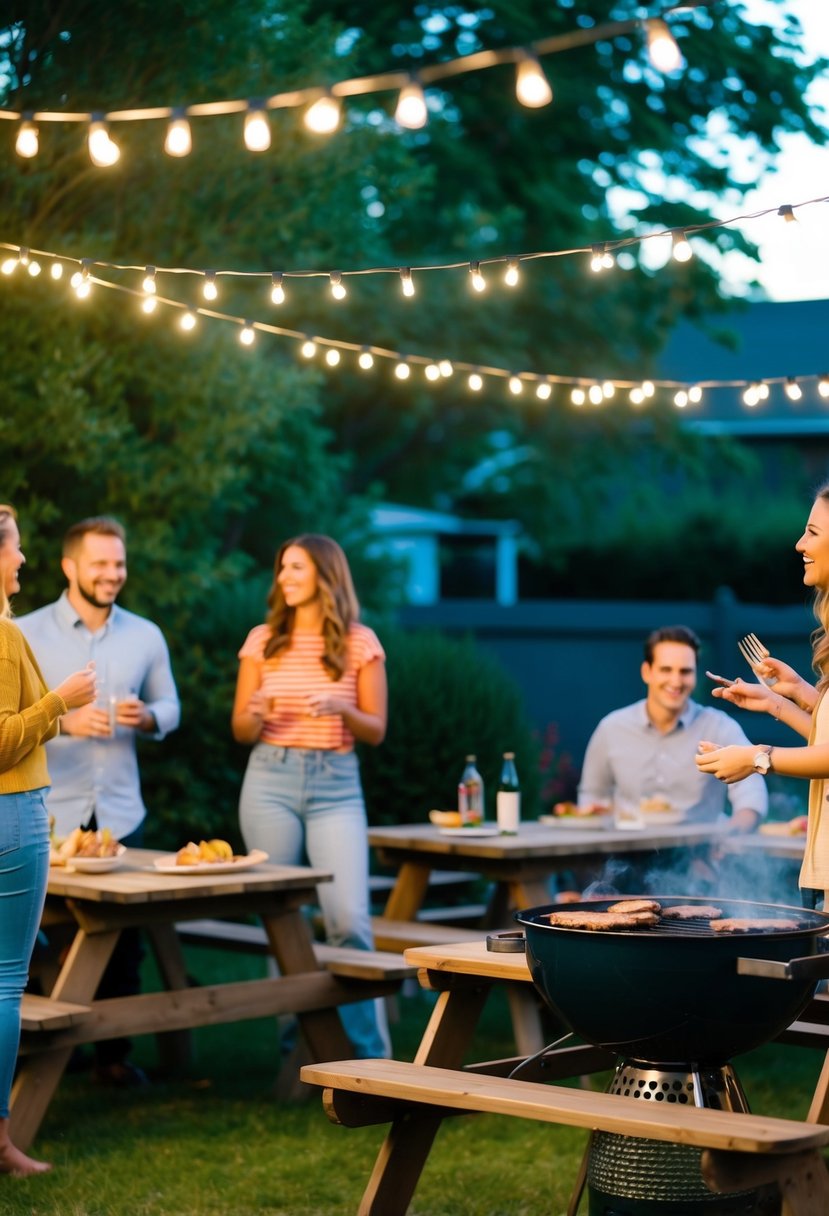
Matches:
[0,788,50,1117]
[239,746,390,1058]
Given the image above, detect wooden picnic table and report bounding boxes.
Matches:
[12,847,402,1151]
[368,819,729,947]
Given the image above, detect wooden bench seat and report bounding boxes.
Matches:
[301,1058,829,1215]
[176,919,416,982]
[369,918,483,952]
[20,993,92,1032]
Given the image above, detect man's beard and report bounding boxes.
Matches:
[77,578,118,609]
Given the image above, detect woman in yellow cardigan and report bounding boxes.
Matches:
[0,505,96,1176]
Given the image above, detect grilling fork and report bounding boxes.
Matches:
[737,633,778,687]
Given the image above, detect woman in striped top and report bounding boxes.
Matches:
[232,535,389,1058]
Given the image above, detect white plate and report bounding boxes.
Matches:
[66,844,127,873]
[538,814,611,831]
[152,848,269,875]
[642,810,685,825]
[438,826,500,838]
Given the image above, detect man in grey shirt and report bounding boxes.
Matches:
[18,515,180,1086]
[578,625,766,831]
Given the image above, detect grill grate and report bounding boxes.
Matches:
[523,896,828,939]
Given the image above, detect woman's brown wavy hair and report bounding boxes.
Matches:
[811,482,829,691]
[0,503,19,620]
[263,534,359,680]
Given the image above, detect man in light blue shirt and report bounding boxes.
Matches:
[17,515,180,1086]
[578,625,767,831]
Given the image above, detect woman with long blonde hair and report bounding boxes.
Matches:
[0,505,96,1174]
[232,535,389,1058]
[696,481,829,907]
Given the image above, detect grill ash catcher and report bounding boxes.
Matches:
[487,895,829,1216]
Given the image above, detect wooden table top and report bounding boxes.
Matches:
[368,819,727,860]
[46,847,332,904]
[404,939,532,983]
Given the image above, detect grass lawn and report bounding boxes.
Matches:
[4,946,827,1216]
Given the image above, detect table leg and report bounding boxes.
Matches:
[358,984,490,1214]
[381,863,431,922]
[10,928,118,1151]
[807,1049,829,1124]
[144,923,193,1073]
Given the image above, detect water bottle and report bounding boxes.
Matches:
[460,755,484,825]
[497,752,520,835]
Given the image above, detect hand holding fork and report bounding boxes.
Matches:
[737,633,778,687]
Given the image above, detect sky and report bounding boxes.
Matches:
[718,0,829,301]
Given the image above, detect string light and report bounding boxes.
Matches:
[300,339,317,358]
[590,243,614,272]
[757,382,770,401]
[239,322,256,346]
[74,262,92,298]
[674,389,688,407]
[87,117,119,167]
[164,109,192,157]
[778,204,797,224]
[645,17,684,72]
[399,267,415,297]
[394,360,410,380]
[743,383,760,407]
[15,116,38,158]
[785,376,802,401]
[508,375,523,395]
[304,93,341,135]
[630,386,645,405]
[244,102,271,152]
[469,261,486,293]
[1,257,16,274]
[325,347,341,367]
[50,262,63,280]
[438,360,453,378]
[602,381,615,399]
[536,379,552,400]
[571,388,586,406]
[504,257,520,287]
[358,348,374,370]
[672,230,692,262]
[688,385,703,404]
[642,381,655,398]
[468,372,483,392]
[329,271,347,300]
[515,53,553,108]
[180,311,197,331]
[270,271,285,304]
[142,266,157,295]
[819,376,829,400]
[395,79,428,130]
[141,295,157,314]
[425,363,441,381]
[588,384,604,405]
[202,271,218,301]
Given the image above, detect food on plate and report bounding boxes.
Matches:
[759,816,809,836]
[606,899,662,915]
[552,801,611,818]
[429,809,462,828]
[639,797,673,814]
[662,904,724,920]
[710,917,801,933]
[554,890,586,905]
[175,839,235,866]
[544,909,659,930]
[50,826,120,866]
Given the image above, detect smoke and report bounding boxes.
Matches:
[581,848,802,909]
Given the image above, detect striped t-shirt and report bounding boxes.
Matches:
[238,622,385,752]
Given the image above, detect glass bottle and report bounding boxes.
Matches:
[496,752,520,835]
[460,755,484,825]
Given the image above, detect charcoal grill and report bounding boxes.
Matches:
[508,895,829,1215]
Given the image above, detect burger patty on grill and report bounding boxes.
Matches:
[545,909,659,930]
[606,899,662,915]
[711,917,802,933]
[662,904,724,920]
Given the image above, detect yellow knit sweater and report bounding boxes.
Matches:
[0,618,66,793]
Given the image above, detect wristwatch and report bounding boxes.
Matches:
[753,745,773,775]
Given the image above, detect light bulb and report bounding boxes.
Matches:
[142,267,157,294]
[88,119,120,167]
[674,390,688,408]
[202,272,218,301]
[757,382,770,401]
[69,271,83,288]
[819,376,829,400]
[536,380,552,400]
[325,348,341,367]
[504,258,520,287]
[395,80,428,130]
[165,114,192,157]
[300,340,317,359]
[438,360,453,378]
[602,381,615,399]
[304,94,341,135]
[630,387,645,405]
[785,377,802,401]
[588,384,604,405]
[515,54,553,108]
[270,272,285,304]
[330,272,347,300]
[75,277,91,299]
[688,385,703,404]
[590,244,614,272]
[425,364,441,381]
[240,323,256,347]
[469,262,486,292]
[50,262,63,280]
[16,118,38,158]
[1,258,16,275]
[642,380,655,398]
[508,376,523,395]
[244,104,271,152]
[27,260,41,276]
[399,268,415,297]
[468,372,483,392]
[672,231,692,262]
[358,350,374,370]
[394,361,410,380]
[180,311,197,331]
[571,387,586,406]
[645,18,684,73]
[743,384,759,407]
[141,296,157,314]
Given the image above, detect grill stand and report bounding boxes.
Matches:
[585,1061,778,1216]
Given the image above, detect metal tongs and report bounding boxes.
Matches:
[737,633,778,687]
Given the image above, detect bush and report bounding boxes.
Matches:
[357,628,541,825]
